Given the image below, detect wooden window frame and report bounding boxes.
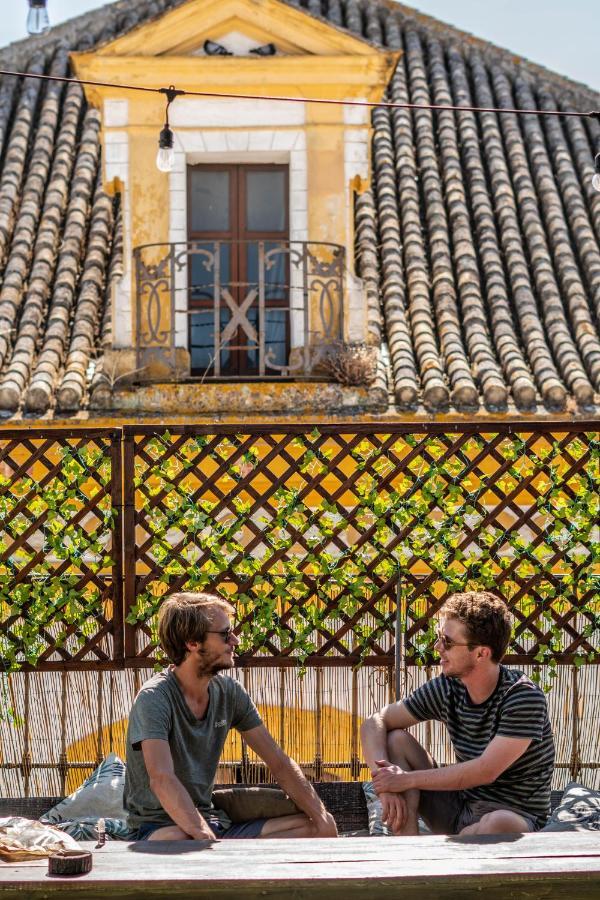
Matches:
[187,163,290,378]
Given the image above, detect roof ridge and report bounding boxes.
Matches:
[376,0,600,103]
[1,0,598,105]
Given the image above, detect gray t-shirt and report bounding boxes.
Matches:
[124,670,262,829]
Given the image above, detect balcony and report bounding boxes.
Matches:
[133,240,345,381]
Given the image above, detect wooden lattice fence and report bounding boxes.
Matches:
[1,423,599,795]
[124,423,599,670]
[0,423,598,671]
[0,429,122,670]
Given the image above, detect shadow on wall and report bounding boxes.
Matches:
[64,704,362,792]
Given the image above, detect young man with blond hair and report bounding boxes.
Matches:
[124,591,338,841]
[361,591,555,836]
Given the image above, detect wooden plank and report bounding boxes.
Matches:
[3,832,600,866]
[2,835,600,899]
[1,865,600,900]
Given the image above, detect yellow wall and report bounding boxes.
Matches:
[64,703,362,792]
[71,0,398,359]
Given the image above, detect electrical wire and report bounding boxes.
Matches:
[0,66,599,121]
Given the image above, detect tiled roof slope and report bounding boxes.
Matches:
[0,0,598,415]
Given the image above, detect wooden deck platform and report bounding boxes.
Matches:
[2,833,600,899]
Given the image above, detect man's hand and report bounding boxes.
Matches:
[372,758,413,795]
[378,791,408,834]
[311,810,338,838]
[189,822,218,841]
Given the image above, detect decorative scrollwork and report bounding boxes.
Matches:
[139,282,170,345]
[135,240,345,376]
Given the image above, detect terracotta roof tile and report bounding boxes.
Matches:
[0,0,598,416]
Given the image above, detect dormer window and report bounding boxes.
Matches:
[78,0,393,389]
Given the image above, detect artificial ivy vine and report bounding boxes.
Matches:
[128,429,599,683]
[0,442,114,671]
[0,429,598,689]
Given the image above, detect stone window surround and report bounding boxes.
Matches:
[168,128,308,351]
[103,97,370,351]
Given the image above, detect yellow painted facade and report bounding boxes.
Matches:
[64,704,361,792]
[71,0,398,370]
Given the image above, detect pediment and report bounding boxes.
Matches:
[94,0,379,58]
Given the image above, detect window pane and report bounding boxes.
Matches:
[245,242,287,301]
[246,170,286,232]
[190,169,230,232]
[190,243,230,302]
[264,309,288,370]
[246,309,287,372]
[190,309,230,373]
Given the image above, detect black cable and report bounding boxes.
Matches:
[1,66,599,121]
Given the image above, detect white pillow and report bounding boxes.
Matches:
[42,753,127,824]
[542,782,600,832]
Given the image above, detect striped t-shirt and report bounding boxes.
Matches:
[403,666,555,828]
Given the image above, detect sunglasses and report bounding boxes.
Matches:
[205,627,235,643]
[435,630,476,651]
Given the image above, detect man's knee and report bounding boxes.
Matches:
[147,825,190,841]
[387,728,412,755]
[260,813,313,838]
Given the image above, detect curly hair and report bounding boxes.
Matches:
[158,591,234,665]
[441,591,512,663]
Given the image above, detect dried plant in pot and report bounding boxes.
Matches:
[321,341,378,387]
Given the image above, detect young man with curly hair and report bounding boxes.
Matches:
[124,591,338,841]
[361,591,555,836]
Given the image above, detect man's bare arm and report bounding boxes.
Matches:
[141,739,217,839]
[372,735,532,794]
[242,725,338,837]
[360,702,419,772]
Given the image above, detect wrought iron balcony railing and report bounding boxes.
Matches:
[134,240,345,379]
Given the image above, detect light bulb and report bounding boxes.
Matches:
[27,0,50,35]
[593,173,600,193]
[156,124,175,173]
[156,146,175,173]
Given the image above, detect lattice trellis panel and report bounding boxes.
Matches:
[0,430,122,670]
[123,424,599,666]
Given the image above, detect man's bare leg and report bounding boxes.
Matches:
[385,729,436,836]
[146,814,317,840]
[260,813,317,838]
[147,825,190,840]
[459,810,533,835]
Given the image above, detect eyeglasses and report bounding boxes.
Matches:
[205,628,235,643]
[435,630,475,651]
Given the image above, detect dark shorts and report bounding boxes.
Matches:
[418,789,538,835]
[137,817,267,841]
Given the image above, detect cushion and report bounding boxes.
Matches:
[42,752,127,824]
[51,817,136,842]
[363,781,392,836]
[212,786,298,822]
[542,782,600,832]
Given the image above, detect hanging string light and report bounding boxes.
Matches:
[156,85,184,173]
[1,64,599,182]
[26,0,50,35]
